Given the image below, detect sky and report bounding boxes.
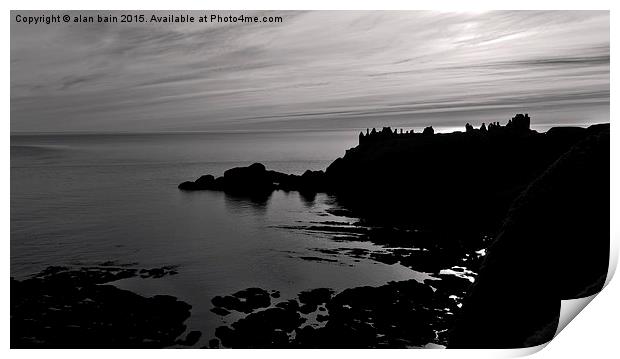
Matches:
[11,10,609,133]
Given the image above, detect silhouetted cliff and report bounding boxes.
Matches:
[176,115,610,348]
[179,115,605,231]
[449,123,609,348]
[325,119,594,230]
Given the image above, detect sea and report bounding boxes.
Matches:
[11,129,437,346]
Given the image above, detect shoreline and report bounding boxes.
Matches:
[11,117,610,348]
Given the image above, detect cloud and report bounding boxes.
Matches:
[10,10,609,132]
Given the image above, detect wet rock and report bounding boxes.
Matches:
[299,303,316,314]
[297,288,334,314]
[318,280,437,348]
[211,287,272,314]
[368,252,399,265]
[299,288,334,307]
[294,325,318,347]
[215,307,305,348]
[177,331,201,346]
[275,299,299,312]
[214,279,459,348]
[11,266,195,348]
[298,256,338,263]
[139,266,178,278]
[210,307,231,316]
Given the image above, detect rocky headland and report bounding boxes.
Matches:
[449,122,609,348]
[179,114,610,348]
[179,114,604,231]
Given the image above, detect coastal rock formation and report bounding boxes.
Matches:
[179,162,328,194]
[222,162,275,194]
[449,124,610,348]
[179,163,275,194]
[211,287,273,314]
[212,279,464,348]
[11,265,198,348]
[325,119,600,230]
[179,114,601,232]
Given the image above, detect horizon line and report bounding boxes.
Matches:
[9,121,609,137]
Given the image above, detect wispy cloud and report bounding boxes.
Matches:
[11,10,609,132]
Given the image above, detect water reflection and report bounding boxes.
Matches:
[223,191,272,216]
[298,191,317,208]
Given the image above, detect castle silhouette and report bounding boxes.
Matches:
[359,113,531,145]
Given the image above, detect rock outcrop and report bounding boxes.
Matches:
[448,124,610,348]
[211,280,461,348]
[179,163,275,194]
[324,120,597,230]
[179,163,328,194]
[179,115,606,233]
[11,265,198,348]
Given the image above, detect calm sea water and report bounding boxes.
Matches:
[11,130,431,345]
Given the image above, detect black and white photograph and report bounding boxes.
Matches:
[9,7,612,351]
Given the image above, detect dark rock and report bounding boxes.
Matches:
[297,288,334,314]
[299,303,317,314]
[211,287,272,314]
[310,280,437,348]
[178,175,216,191]
[210,307,231,316]
[294,325,318,347]
[298,288,334,307]
[214,279,459,348]
[450,125,610,348]
[298,256,338,263]
[222,163,275,194]
[275,299,299,312]
[178,181,198,190]
[215,307,305,348]
[195,174,215,187]
[177,330,201,346]
[138,266,178,278]
[11,266,195,348]
[178,163,275,193]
